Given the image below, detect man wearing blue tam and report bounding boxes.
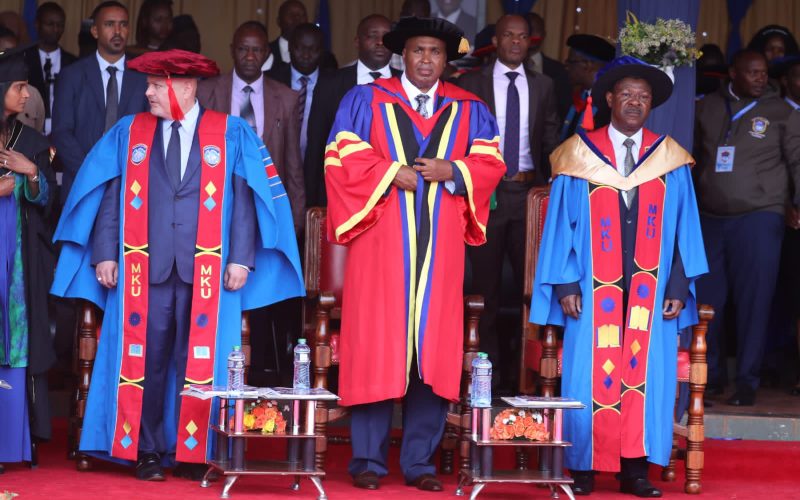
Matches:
[530,56,708,497]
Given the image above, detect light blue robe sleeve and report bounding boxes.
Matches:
[671,165,709,329]
[530,175,584,327]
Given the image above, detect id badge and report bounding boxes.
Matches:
[715,146,735,173]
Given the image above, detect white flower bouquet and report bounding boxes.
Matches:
[619,11,700,68]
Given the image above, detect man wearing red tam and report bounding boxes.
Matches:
[51,49,304,481]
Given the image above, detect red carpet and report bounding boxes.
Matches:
[2,420,798,499]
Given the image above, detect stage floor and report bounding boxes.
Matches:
[704,387,800,440]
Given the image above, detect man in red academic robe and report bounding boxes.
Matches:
[324,17,505,492]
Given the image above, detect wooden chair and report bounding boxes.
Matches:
[69,303,251,470]
[518,186,714,494]
[303,207,483,474]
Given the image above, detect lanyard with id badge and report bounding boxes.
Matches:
[716,99,757,173]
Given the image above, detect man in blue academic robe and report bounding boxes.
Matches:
[531,57,708,497]
[51,50,304,481]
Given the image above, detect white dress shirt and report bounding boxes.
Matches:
[96,51,125,104]
[40,47,62,134]
[260,52,275,72]
[231,70,264,137]
[439,8,462,24]
[291,66,319,157]
[607,123,642,175]
[400,72,438,118]
[528,51,543,74]
[492,61,533,172]
[161,100,200,180]
[356,60,392,85]
[279,36,291,62]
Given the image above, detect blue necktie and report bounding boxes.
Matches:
[166,121,182,183]
[504,71,520,177]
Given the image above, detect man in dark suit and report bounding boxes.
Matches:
[24,2,77,136]
[560,34,615,141]
[525,12,571,123]
[198,21,305,229]
[267,23,335,206]
[270,0,337,71]
[305,14,400,207]
[51,0,148,206]
[433,0,477,49]
[457,14,560,391]
[198,19,307,385]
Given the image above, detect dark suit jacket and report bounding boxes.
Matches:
[51,54,149,205]
[197,72,306,228]
[269,37,339,71]
[92,111,256,284]
[24,46,77,117]
[456,64,560,183]
[303,64,402,206]
[266,64,336,207]
[541,54,571,123]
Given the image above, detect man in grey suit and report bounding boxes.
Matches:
[51,0,148,205]
[198,21,305,230]
[457,14,560,391]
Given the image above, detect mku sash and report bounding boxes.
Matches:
[588,176,666,471]
[110,110,229,463]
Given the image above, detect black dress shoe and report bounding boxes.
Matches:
[571,471,594,496]
[136,453,165,481]
[353,470,380,490]
[173,462,208,481]
[407,473,443,492]
[790,386,800,396]
[704,384,723,397]
[620,477,662,497]
[726,389,755,406]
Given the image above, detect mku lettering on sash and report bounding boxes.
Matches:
[112,113,156,460]
[587,176,666,470]
[111,111,229,463]
[176,110,228,463]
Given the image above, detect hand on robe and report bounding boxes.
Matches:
[0,148,38,178]
[393,165,418,191]
[662,299,684,320]
[224,264,249,291]
[560,294,582,319]
[414,157,454,182]
[96,260,118,288]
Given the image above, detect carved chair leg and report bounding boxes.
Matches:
[74,301,98,471]
[661,435,678,482]
[440,415,457,475]
[315,402,328,472]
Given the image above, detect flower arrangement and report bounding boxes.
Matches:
[490,409,549,441]
[236,400,288,434]
[619,12,700,68]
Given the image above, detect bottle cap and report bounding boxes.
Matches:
[298,338,307,345]
[478,352,488,359]
[233,345,241,351]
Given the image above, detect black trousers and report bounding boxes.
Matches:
[467,180,532,389]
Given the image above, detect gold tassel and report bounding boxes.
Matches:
[458,37,470,54]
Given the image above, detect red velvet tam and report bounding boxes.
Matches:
[128,49,219,120]
[127,49,220,78]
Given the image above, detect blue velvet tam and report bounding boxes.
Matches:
[591,55,674,111]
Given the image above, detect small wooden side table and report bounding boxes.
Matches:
[457,397,585,500]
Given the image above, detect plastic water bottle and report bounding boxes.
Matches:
[227,345,245,395]
[471,352,492,407]
[293,339,311,391]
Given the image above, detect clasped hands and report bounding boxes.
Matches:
[0,148,38,197]
[392,157,452,191]
[95,261,249,291]
[559,294,684,320]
